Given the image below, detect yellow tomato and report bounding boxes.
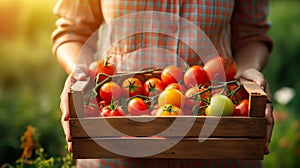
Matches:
[158,88,185,108]
[156,104,184,116]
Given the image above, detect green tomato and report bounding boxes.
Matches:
[205,94,234,116]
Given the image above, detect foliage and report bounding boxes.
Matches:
[1,125,75,168]
[263,1,300,167]
[264,1,300,112]
[0,0,67,165]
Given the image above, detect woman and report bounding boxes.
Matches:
[52,0,274,167]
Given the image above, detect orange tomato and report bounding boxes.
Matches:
[158,88,185,108]
[156,104,184,116]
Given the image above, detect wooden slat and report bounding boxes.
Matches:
[71,80,90,92]
[72,137,265,160]
[69,80,91,118]
[95,70,162,85]
[241,80,267,117]
[249,95,267,117]
[70,116,266,138]
[69,91,84,118]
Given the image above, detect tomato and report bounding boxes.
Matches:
[185,87,210,106]
[121,77,143,98]
[203,56,237,82]
[88,57,116,82]
[158,88,185,108]
[100,101,126,117]
[227,83,249,104]
[165,83,186,93]
[184,87,210,115]
[88,61,98,79]
[156,104,183,116]
[184,65,209,87]
[84,98,100,117]
[127,98,149,116]
[142,78,166,97]
[205,94,234,116]
[233,99,249,116]
[99,82,121,103]
[161,65,183,86]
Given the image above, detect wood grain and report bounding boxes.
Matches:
[72,137,265,160]
[70,116,266,138]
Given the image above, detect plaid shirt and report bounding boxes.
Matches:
[52,0,272,167]
[52,0,272,69]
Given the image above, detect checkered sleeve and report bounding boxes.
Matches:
[51,0,103,56]
[230,0,273,54]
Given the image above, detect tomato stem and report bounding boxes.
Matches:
[84,68,161,104]
[187,80,243,114]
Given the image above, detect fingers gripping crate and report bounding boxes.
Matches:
[68,71,267,160]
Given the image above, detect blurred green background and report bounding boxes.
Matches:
[0,0,299,167]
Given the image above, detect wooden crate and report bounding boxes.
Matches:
[68,71,267,160]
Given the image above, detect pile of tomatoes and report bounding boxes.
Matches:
[84,56,250,117]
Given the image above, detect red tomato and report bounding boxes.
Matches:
[161,65,183,86]
[184,65,209,87]
[99,82,121,103]
[203,56,237,82]
[121,77,143,98]
[88,57,116,82]
[142,78,166,97]
[233,99,249,116]
[100,102,126,117]
[165,83,186,93]
[158,88,185,108]
[184,87,210,114]
[227,83,249,104]
[127,98,149,116]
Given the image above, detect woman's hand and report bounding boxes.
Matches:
[60,65,89,152]
[238,68,274,155]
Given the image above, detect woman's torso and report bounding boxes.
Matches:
[96,0,234,70]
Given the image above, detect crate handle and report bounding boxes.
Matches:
[240,79,267,117]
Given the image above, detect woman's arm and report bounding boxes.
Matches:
[51,0,103,152]
[230,0,274,155]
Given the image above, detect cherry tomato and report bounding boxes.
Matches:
[227,83,249,104]
[156,104,183,116]
[205,94,234,116]
[184,65,209,87]
[165,83,186,93]
[88,57,116,82]
[203,56,237,82]
[161,65,183,86]
[233,99,249,116]
[127,98,149,116]
[184,87,210,115]
[121,77,143,98]
[142,78,166,97]
[158,88,185,108]
[100,101,126,117]
[99,82,121,103]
